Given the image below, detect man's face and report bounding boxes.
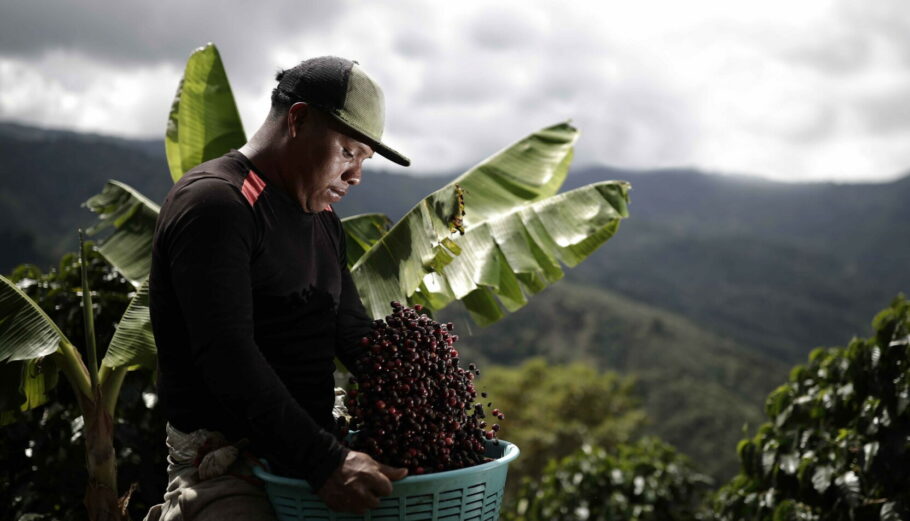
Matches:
[288,104,374,213]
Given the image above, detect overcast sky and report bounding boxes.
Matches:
[1,0,908,182]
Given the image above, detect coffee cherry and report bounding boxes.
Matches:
[345,302,505,474]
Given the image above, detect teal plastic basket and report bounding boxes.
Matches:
[253,439,519,521]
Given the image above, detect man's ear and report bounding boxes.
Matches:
[287,102,310,138]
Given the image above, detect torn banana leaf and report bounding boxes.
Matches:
[84,180,160,285]
[351,122,630,325]
[101,280,156,371]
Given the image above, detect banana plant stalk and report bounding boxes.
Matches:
[81,231,100,390]
[77,230,129,521]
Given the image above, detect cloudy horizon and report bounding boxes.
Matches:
[1,0,909,183]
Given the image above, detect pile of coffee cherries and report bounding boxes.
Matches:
[344,301,505,474]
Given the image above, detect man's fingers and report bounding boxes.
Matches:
[366,470,394,496]
[356,484,383,513]
[378,463,409,482]
[364,492,381,510]
[339,483,380,514]
[319,453,407,514]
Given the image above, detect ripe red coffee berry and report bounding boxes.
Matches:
[345,302,505,474]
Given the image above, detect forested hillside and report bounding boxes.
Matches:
[562,167,910,363]
[443,282,787,479]
[2,122,906,481]
[0,123,171,269]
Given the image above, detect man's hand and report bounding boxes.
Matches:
[317,450,408,514]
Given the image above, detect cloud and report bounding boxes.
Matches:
[467,6,550,51]
[837,0,910,67]
[0,51,179,137]
[854,82,910,135]
[0,0,341,66]
[1,0,909,182]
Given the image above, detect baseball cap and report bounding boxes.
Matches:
[275,56,410,167]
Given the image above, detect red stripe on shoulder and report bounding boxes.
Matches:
[241,170,266,207]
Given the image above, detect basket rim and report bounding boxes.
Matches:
[252,439,519,490]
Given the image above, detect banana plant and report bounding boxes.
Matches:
[88,43,630,327]
[0,234,143,521]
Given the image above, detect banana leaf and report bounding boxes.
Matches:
[342,213,393,268]
[84,180,160,285]
[166,43,246,182]
[351,122,630,324]
[101,280,156,371]
[457,123,577,227]
[0,275,68,423]
[0,358,60,426]
[414,181,629,324]
[0,275,68,363]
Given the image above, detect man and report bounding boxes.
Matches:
[146,56,408,520]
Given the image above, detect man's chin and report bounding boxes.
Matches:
[327,188,345,204]
[315,198,337,212]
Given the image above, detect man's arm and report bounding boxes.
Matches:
[318,211,409,512]
[333,215,372,375]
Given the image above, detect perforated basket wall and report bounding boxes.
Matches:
[253,440,519,521]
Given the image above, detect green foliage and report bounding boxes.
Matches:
[451,282,784,482]
[84,180,161,284]
[351,122,633,326]
[8,245,133,350]
[1,251,167,520]
[1,246,132,425]
[508,438,711,521]
[340,213,393,268]
[101,280,155,371]
[710,295,910,521]
[0,278,66,424]
[476,358,647,494]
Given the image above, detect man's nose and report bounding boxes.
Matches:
[343,163,362,186]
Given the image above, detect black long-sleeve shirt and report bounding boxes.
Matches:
[149,150,371,490]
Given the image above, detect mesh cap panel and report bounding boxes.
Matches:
[336,64,385,140]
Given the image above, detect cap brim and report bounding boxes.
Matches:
[371,141,410,167]
[328,114,411,167]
